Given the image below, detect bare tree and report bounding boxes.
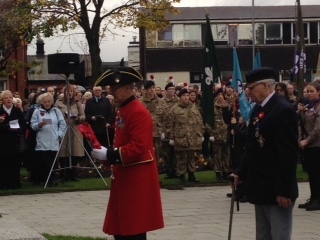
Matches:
[1,0,180,85]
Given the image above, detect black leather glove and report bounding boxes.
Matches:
[106,146,122,164]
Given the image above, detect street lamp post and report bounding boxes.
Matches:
[252,0,255,69]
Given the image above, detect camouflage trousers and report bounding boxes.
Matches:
[212,141,230,173]
[154,137,162,164]
[161,140,176,171]
[175,150,196,175]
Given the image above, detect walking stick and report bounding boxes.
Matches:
[228,176,240,240]
[102,117,111,147]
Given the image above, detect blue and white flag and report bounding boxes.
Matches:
[231,48,252,122]
[253,51,261,69]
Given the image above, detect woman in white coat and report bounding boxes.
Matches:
[31,93,66,187]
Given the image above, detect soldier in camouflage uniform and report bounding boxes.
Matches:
[161,82,180,179]
[165,88,205,183]
[207,88,230,181]
[139,80,166,167]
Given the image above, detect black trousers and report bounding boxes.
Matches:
[303,147,320,199]
[114,233,146,240]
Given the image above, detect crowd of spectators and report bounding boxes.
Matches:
[0,76,319,211]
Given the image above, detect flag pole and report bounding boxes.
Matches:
[294,0,306,98]
[252,0,255,69]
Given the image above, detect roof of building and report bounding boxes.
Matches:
[168,5,320,22]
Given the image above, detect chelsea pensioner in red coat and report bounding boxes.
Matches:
[92,67,164,240]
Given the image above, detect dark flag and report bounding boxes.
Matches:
[293,0,306,98]
[201,14,221,129]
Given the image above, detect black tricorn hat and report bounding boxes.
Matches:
[94,67,143,86]
[245,67,277,84]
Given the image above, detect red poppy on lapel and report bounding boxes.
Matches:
[258,112,265,120]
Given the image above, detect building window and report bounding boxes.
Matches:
[265,23,282,44]
[292,22,309,44]
[0,80,7,91]
[212,24,228,45]
[190,72,201,84]
[255,23,265,45]
[238,24,253,45]
[157,26,173,47]
[184,24,201,46]
[309,22,318,44]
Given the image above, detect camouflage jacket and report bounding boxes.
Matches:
[139,95,166,138]
[165,101,205,151]
[206,101,228,143]
[161,95,180,140]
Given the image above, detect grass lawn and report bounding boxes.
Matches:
[0,164,308,196]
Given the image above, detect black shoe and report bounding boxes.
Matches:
[298,199,312,209]
[306,199,320,211]
[239,195,249,203]
[188,173,200,183]
[226,193,232,198]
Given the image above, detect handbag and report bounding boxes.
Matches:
[18,135,29,153]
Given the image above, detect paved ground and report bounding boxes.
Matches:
[0,182,319,240]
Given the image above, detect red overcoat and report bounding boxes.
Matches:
[103,98,164,236]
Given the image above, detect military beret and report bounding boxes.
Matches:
[225,81,231,87]
[245,67,277,84]
[214,88,223,98]
[94,67,143,86]
[144,80,155,90]
[165,82,175,90]
[178,88,189,97]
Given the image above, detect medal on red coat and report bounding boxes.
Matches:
[117,117,125,129]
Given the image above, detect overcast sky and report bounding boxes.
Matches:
[27,0,319,62]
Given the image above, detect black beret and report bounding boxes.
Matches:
[165,82,175,90]
[94,67,143,86]
[245,67,277,84]
[214,88,223,98]
[144,80,155,89]
[178,88,189,97]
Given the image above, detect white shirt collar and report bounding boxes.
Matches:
[260,91,275,107]
[3,105,12,115]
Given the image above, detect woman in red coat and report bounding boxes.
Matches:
[92,67,164,240]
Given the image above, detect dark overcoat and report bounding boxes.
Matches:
[84,97,114,135]
[235,93,299,205]
[0,106,26,188]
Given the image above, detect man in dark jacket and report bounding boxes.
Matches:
[85,86,114,147]
[231,67,299,240]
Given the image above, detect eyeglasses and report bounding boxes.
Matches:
[247,82,264,91]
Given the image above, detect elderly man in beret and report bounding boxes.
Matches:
[231,67,299,240]
[92,67,164,240]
